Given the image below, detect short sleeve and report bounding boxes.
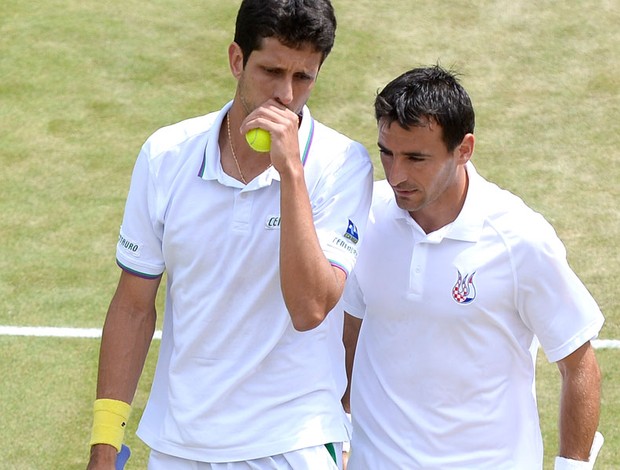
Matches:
[313,141,373,276]
[515,222,604,362]
[115,146,165,278]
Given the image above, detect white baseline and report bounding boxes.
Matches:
[0,326,617,349]
[0,325,163,340]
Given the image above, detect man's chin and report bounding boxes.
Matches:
[394,197,420,213]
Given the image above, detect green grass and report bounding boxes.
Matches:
[1,0,618,468]
[537,349,620,469]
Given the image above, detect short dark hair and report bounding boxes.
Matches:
[234,0,337,67]
[374,65,475,151]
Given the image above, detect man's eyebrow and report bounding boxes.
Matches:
[404,151,430,158]
[377,142,390,152]
[378,142,430,158]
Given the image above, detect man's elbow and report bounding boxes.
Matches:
[284,277,344,331]
[289,308,327,331]
[287,296,339,331]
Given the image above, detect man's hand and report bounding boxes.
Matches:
[86,444,117,470]
[87,444,131,470]
[240,99,302,175]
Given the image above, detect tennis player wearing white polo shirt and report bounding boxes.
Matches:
[343,66,604,470]
[87,2,373,468]
[116,100,372,466]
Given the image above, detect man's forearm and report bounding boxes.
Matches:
[96,271,160,402]
[557,342,602,460]
[88,272,159,468]
[96,298,156,402]
[278,168,345,331]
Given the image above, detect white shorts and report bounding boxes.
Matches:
[147,443,343,470]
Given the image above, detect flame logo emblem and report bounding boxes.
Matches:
[452,270,477,304]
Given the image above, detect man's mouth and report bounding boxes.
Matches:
[393,187,418,196]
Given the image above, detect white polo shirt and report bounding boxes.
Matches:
[116,102,373,462]
[343,163,604,469]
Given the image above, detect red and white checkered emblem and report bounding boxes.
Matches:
[452,270,477,304]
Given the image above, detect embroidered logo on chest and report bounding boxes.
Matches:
[452,270,477,304]
[265,215,281,229]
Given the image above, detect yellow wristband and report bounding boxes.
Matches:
[90,399,132,452]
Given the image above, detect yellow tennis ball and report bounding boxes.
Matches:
[245,128,271,153]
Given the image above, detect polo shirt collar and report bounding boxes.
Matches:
[389,162,486,242]
[444,162,486,242]
[200,101,314,188]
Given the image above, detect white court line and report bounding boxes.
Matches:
[0,326,617,349]
[0,326,162,340]
[592,339,620,349]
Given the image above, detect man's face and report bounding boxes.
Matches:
[378,118,467,222]
[232,37,323,116]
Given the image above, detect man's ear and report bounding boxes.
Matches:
[456,133,475,164]
[228,42,244,79]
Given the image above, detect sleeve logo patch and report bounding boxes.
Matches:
[329,235,358,256]
[344,219,359,244]
[118,232,141,257]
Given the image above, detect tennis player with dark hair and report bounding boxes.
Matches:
[86,1,372,469]
[343,65,604,469]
